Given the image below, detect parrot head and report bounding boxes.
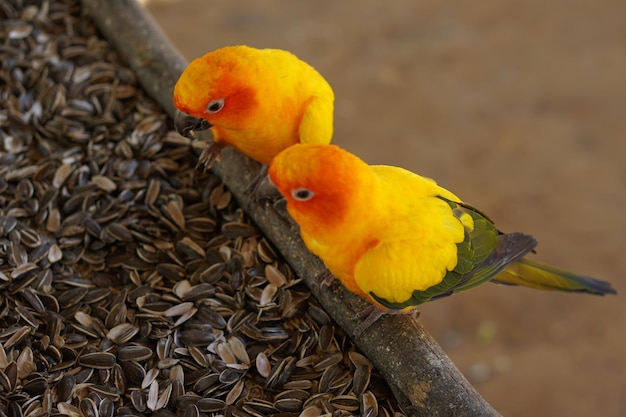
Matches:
[173,46,259,138]
[269,144,373,228]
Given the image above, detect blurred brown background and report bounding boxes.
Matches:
[145,1,625,415]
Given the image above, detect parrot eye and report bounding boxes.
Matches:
[206,98,225,114]
[291,188,315,202]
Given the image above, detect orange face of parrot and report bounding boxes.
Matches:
[173,49,258,135]
[269,144,371,231]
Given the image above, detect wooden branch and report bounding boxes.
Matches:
[80,1,501,415]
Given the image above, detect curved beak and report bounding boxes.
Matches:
[175,111,212,138]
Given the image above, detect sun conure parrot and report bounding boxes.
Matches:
[268,144,617,335]
[173,45,334,167]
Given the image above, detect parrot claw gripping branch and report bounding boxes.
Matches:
[174,111,223,169]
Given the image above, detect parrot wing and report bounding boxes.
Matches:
[298,90,334,146]
[363,195,615,308]
[363,197,538,309]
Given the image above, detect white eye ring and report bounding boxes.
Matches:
[206,98,225,114]
[291,188,315,201]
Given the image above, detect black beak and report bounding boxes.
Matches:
[175,111,212,138]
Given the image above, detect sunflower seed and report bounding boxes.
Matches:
[78,352,116,369]
[117,345,153,362]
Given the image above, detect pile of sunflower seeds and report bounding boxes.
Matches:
[0,1,405,416]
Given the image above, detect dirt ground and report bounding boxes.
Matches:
[145,1,625,415]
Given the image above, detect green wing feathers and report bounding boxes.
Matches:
[369,196,615,310]
[424,197,616,297]
[371,198,537,308]
[493,258,617,295]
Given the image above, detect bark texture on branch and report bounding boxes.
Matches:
[80,1,501,415]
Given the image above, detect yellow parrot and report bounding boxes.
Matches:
[173,45,334,167]
[268,144,616,334]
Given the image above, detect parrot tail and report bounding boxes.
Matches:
[493,257,617,295]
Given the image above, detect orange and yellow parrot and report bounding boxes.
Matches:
[173,45,334,167]
[268,144,616,334]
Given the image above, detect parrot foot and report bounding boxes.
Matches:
[353,306,420,338]
[263,198,295,229]
[246,165,268,194]
[196,142,224,170]
[315,269,336,287]
[246,165,283,205]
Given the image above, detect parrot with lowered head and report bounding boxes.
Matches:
[268,144,617,336]
[173,45,334,167]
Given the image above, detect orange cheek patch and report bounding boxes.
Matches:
[222,86,257,121]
